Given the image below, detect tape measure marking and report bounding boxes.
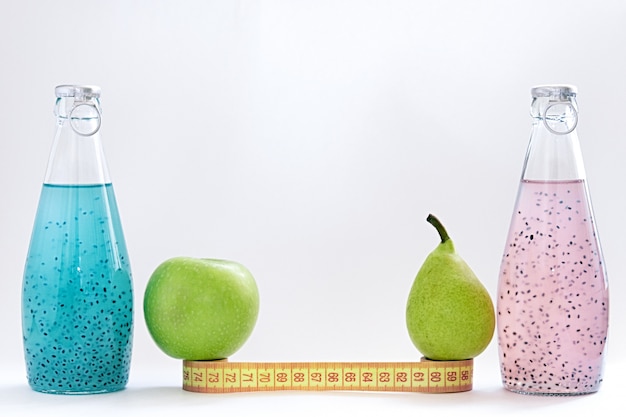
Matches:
[183,359,473,393]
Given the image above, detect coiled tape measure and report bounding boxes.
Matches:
[183,358,473,393]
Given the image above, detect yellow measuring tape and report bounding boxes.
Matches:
[183,358,473,393]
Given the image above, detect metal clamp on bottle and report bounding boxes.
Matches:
[69,101,102,136]
[542,101,578,135]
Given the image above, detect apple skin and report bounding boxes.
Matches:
[143,257,259,360]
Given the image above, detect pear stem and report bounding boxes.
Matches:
[426,214,450,244]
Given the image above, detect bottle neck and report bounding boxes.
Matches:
[43,96,111,185]
[521,96,586,182]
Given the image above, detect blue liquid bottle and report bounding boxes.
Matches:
[22,85,133,394]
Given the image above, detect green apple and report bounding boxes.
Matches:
[144,257,260,360]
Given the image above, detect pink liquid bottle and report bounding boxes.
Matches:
[497,85,609,395]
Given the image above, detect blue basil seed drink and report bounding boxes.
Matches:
[22,86,133,394]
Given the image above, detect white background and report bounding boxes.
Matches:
[1,1,625,416]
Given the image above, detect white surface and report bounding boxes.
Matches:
[1,1,625,415]
[1,352,624,416]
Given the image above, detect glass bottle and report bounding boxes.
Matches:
[22,85,133,394]
[497,85,609,395]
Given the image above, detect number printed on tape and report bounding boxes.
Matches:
[183,359,473,394]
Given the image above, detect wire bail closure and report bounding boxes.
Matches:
[69,102,102,136]
[542,101,578,135]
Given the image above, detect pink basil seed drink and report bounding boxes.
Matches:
[497,179,608,395]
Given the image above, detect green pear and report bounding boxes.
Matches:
[406,214,495,360]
